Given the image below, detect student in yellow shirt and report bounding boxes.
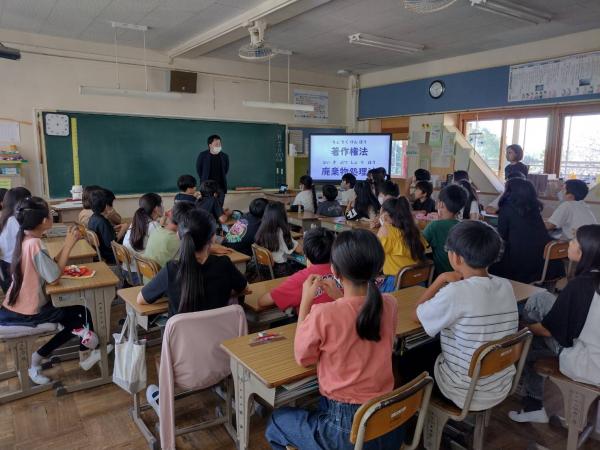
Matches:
[378,197,427,292]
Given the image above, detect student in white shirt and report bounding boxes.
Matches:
[509,224,600,424]
[545,179,597,240]
[338,172,356,207]
[413,221,518,410]
[292,175,318,213]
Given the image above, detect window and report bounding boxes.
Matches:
[391,140,408,177]
[465,120,502,173]
[560,114,600,183]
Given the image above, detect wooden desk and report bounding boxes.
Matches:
[287,211,322,229]
[211,244,252,274]
[264,192,296,205]
[44,238,96,264]
[50,201,83,223]
[244,277,290,326]
[319,216,373,233]
[46,262,119,394]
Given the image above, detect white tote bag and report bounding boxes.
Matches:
[112,313,147,394]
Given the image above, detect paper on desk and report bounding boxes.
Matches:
[0,120,19,143]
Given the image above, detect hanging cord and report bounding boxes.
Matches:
[268,56,271,102]
[113,28,120,89]
[143,29,148,92]
[287,54,290,104]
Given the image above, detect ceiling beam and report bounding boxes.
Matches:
[168,0,332,59]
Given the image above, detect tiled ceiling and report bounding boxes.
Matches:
[1,0,599,74]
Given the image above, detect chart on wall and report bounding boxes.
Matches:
[293,89,328,123]
[508,51,600,102]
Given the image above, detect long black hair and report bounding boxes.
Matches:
[353,181,380,219]
[458,179,479,219]
[299,175,318,212]
[574,224,600,294]
[331,229,385,341]
[176,208,217,314]
[7,197,50,306]
[130,193,162,251]
[381,197,425,262]
[367,169,386,197]
[255,201,293,252]
[498,178,543,217]
[81,185,101,210]
[0,187,32,233]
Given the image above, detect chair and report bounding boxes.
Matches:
[111,241,138,286]
[395,260,435,290]
[133,254,161,282]
[156,305,248,449]
[535,358,600,450]
[423,328,533,450]
[251,243,275,280]
[534,240,570,287]
[83,229,102,261]
[287,373,433,450]
[0,323,61,403]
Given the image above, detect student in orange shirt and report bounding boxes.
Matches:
[265,229,404,450]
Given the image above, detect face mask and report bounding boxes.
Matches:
[557,190,565,202]
[379,217,385,227]
[378,195,385,205]
[333,275,342,286]
[210,146,222,154]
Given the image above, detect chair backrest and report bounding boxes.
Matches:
[111,241,137,286]
[159,305,248,449]
[75,223,87,237]
[395,260,434,290]
[537,240,569,284]
[84,229,102,261]
[134,254,161,281]
[458,328,533,419]
[350,372,433,450]
[251,243,275,279]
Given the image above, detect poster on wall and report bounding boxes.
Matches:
[294,89,328,123]
[508,51,600,102]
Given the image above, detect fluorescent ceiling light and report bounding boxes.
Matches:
[470,0,551,24]
[348,33,424,54]
[243,101,314,112]
[80,86,182,100]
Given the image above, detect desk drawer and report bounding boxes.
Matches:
[51,291,84,307]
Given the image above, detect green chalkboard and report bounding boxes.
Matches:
[43,112,286,198]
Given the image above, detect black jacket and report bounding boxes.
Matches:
[196,149,230,192]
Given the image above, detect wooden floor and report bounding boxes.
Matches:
[1,303,598,450]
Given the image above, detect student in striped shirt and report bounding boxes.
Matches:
[413,221,518,410]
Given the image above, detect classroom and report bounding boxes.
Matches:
[1,1,600,449]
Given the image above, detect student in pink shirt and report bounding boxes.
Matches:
[258,227,338,312]
[265,229,405,450]
[0,197,100,385]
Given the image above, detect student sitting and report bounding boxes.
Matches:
[292,175,318,213]
[102,188,123,227]
[143,202,194,273]
[197,179,230,224]
[423,184,468,276]
[367,168,386,198]
[0,197,100,384]
[223,198,268,256]
[412,180,436,214]
[377,180,400,206]
[404,168,431,200]
[345,180,380,221]
[123,193,163,284]
[138,208,248,413]
[338,172,356,207]
[490,178,563,284]
[378,197,427,292]
[258,227,338,311]
[458,179,480,220]
[317,184,344,217]
[509,225,600,423]
[545,179,597,240]
[484,171,526,215]
[505,144,529,179]
[137,207,247,316]
[266,229,404,450]
[0,187,31,292]
[255,201,303,278]
[77,184,101,227]
[87,189,128,264]
[414,221,518,410]
[174,174,199,204]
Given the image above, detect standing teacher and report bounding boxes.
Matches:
[196,134,229,206]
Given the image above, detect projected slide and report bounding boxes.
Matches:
[309,134,391,182]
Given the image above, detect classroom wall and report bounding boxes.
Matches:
[0,28,348,212]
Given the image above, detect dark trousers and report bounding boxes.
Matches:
[37,306,94,357]
[217,189,226,207]
[0,260,11,293]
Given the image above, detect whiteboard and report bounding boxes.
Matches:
[508,51,600,102]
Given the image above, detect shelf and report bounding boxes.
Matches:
[0,160,24,164]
